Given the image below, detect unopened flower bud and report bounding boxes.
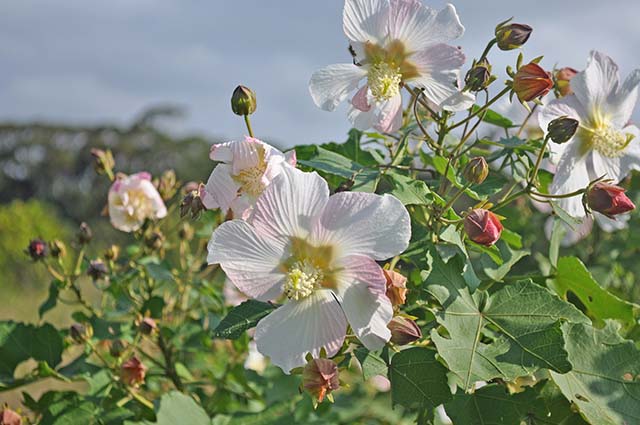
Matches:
[138,317,158,335]
[110,339,126,357]
[547,116,579,144]
[157,169,178,201]
[180,184,206,219]
[302,358,340,406]
[384,269,407,306]
[464,209,503,246]
[77,222,93,245]
[586,182,635,218]
[231,85,257,116]
[144,230,165,251]
[120,356,147,387]
[513,63,553,102]
[0,405,21,425]
[49,240,66,259]
[104,244,120,261]
[555,67,578,97]
[495,22,532,50]
[463,157,489,184]
[90,148,115,177]
[87,260,108,281]
[70,323,93,343]
[388,316,422,345]
[25,238,48,261]
[465,59,492,92]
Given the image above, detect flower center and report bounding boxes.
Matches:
[235,165,267,197]
[122,190,154,221]
[367,62,402,101]
[284,259,324,301]
[583,125,633,158]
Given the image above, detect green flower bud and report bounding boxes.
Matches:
[231,85,257,116]
[465,59,492,92]
[463,157,489,184]
[495,21,532,50]
[547,116,579,144]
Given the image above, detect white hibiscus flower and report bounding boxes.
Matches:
[207,165,411,372]
[309,0,474,133]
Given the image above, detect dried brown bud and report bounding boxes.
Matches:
[139,317,158,335]
[87,260,108,281]
[77,222,93,245]
[104,244,120,261]
[120,356,147,387]
[180,184,206,219]
[388,316,422,345]
[110,339,126,358]
[384,269,407,306]
[231,85,257,116]
[302,358,340,406]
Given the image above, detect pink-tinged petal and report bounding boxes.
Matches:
[343,0,390,45]
[550,142,591,218]
[284,149,297,166]
[143,180,168,219]
[203,164,240,212]
[251,165,330,243]
[312,191,411,260]
[348,104,377,131]
[351,85,372,112]
[207,220,287,301]
[309,64,367,111]
[229,195,253,220]
[388,2,464,52]
[408,43,466,108]
[209,142,233,162]
[229,138,263,174]
[571,51,620,112]
[255,290,347,373]
[609,69,640,128]
[333,255,393,350]
[132,171,152,181]
[374,94,403,133]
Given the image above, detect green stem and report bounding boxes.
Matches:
[437,181,473,219]
[243,115,254,138]
[449,86,511,131]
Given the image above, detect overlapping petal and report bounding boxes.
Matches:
[343,0,390,44]
[309,64,367,111]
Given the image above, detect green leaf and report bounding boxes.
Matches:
[424,250,589,390]
[552,256,638,327]
[445,381,588,425]
[213,300,276,339]
[548,218,566,268]
[389,347,452,410]
[551,322,640,425]
[0,321,64,381]
[478,239,529,282]
[353,347,387,380]
[223,400,295,425]
[126,392,211,425]
[471,105,515,128]
[296,146,379,192]
[381,172,432,205]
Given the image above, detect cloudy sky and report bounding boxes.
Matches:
[1,0,639,147]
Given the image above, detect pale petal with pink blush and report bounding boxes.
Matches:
[351,85,371,112]
[251,166,330,243]
[207,220,286,301]
[388,1,464,53]
[312,191,411,260]
[409,43,467,107]
[374,94,403,133]
[348,104,377,131]
[108,172,167,233]
[203,164,239,211]
[333,255,393,350]
[343,0,390,45]
[309,64,367,111]
[255,290,347,373]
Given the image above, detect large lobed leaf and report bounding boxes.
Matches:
[551,322,640,425]
[423,249,589,390]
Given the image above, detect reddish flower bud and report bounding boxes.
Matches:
[495,22,532,51]
[302,358,340,406]
[464,209,503,246]
[388,316,422,345]
[0,406,21,425]
[555,67,578,97]
[384,269,407,306]
[586,182,635,218]
[513,63,554,102]
[121,356,147,387]
[25,238,48,261]
[139,317,158,335]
